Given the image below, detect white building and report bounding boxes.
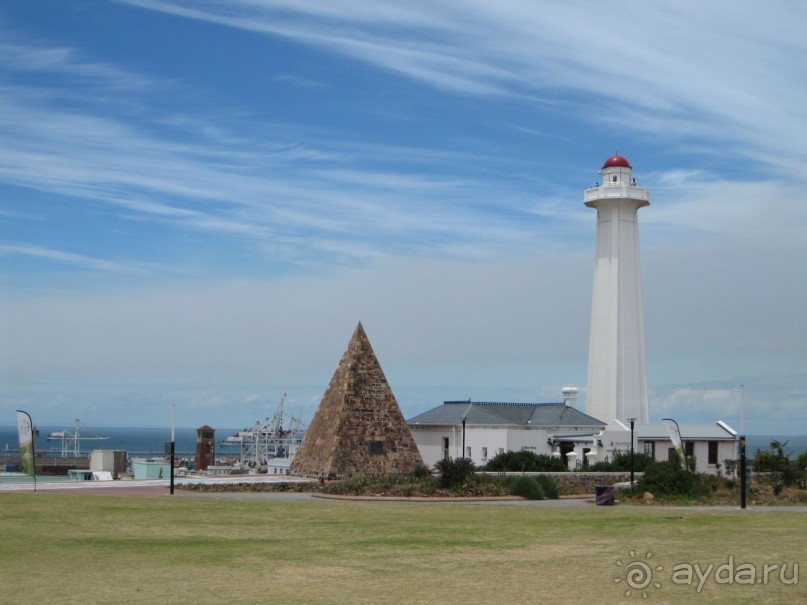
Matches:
[584,155,650,425]
[407,402,738,474]
[639,423,738,474]
[407,399,606,470]
[405,154,739,477]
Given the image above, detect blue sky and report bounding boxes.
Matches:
[1,1,806,434]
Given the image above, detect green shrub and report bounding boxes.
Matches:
[483,450,566,472]
[434,457,476,488]
[473,474,512,497]
[411,463,433,478]
[505,476,545,500]
[535,474,559,499]
[637,461,708,498]
[754,440,804,489]
[587,452,655,472]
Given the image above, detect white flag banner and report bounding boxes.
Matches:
[16,410,35,477]
[662,417,686,468]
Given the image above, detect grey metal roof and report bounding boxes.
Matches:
[637,424,737,441]
[407,401,606,428]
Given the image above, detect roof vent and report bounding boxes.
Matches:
[561,386,579,408]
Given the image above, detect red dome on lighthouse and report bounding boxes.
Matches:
[602,155,631,169]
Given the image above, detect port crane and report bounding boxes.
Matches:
[220,394,306,472]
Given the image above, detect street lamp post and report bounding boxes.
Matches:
[170,404,175,496]
[461,416,466,459]
[628,417,638,486]
[739,435,747,509]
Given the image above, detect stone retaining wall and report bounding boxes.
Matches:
[481,471,644,494]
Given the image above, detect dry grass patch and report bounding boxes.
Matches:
[0,494,804,604]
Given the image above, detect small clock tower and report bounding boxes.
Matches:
[195,425,216,471]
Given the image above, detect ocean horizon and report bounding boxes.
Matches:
[0,425,241,458]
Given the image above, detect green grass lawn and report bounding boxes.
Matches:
[0,493,804,604]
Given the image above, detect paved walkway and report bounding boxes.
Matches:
[3,476,807,511]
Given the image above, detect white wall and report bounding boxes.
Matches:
[411,424,737,475]
[410,425,593,469]
[640,439,738,475]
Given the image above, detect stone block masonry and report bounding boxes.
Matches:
[289,322,424,479]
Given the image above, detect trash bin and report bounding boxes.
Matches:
[595,486,615,506]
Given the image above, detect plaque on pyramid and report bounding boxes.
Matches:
[289,322,424,479]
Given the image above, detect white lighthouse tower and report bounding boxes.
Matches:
[584,154,649,425]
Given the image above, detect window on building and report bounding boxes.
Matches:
[708,441,718,465]
[466,447,471,459]
[685,442,694,458]
[442,437,450,460]
[644,441,655,458]
[482,447,488,461]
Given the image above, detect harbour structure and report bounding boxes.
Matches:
[219,394,306,473]
[46,419,110,458]
[584,154,650,425]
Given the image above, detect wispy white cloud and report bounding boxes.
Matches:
[0,41,559,269]
[646,173,807,242]
[0,243,146,273]
[118,0,807,174]
[0,34,153,90]
[1,2,805,433]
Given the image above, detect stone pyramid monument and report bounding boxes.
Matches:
[289,322,423,479]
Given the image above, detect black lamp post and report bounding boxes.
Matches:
[170,405,175,496]
[628,417,637,486]
[461,402,472,460]
[739,435,747,509]
[461,416,467,459]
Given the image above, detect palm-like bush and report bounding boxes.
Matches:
[434,457,476,488]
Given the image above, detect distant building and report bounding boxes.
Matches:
[634,422,737,474]
[407,398,606,469]
[195,425,215,471]
[408,399,738,475]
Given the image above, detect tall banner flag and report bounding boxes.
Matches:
[16,410,36,477]
[662,417,686,469]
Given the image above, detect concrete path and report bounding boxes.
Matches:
[3,476,806,511]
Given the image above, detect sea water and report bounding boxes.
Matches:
[0,425,240,459]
